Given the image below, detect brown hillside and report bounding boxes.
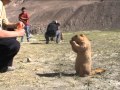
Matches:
[5,0,120,34]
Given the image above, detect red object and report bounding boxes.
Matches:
[17,22,24,29]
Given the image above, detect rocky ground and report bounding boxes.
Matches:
[0,30,120,90]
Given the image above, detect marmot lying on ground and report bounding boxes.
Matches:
[70,34,105,77]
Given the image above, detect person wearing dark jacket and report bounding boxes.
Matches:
[45,20,61,44]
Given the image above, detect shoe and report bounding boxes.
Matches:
[27,39,30,42]
[7,66,15,71]
[46,41,49,44]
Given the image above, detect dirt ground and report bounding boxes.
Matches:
[0,31,120,90]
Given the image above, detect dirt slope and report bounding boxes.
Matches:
[6,0,120,33]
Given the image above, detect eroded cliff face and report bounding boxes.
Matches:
[64,1,120,31]
[6,0,120,34]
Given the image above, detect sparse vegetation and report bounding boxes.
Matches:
[0,30,120,90]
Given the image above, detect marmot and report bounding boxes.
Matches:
[70,34,105,77]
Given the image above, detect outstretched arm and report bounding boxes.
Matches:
[0,29,24,38]
[0,22,25,38]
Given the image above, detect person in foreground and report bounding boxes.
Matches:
[0,0,25,73]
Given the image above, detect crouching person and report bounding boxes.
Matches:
[45,20,62,44]
[0,0,25,73]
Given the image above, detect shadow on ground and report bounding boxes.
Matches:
[30,42,43,44]
[36,72,76,77]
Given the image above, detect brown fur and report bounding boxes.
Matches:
[70,34,105,77]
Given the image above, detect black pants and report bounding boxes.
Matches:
[45,33,55,44]
[45,30,61,44]
[0,38,20,69]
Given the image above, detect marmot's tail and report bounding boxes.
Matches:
[91,68,106,75]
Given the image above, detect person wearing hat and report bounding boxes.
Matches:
[19,6,30,42]
[0,0,25,73]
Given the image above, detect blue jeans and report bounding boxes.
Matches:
[21,25,30,42]
[55,30,61,43]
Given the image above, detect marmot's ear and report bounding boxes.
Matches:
[80,34,84,37]
[74,34,80,38]
[72,35,77,40]
[76,34,80,38]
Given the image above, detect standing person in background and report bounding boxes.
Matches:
[0,0,25,73]
[19,7,30,42]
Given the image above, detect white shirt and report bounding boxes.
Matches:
[0,0,9,30]
[0,1,3,30]
[0,1,3,17]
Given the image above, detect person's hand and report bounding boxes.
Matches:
[17,21,25,30]
[15,29,25,37]
[15,21,25,36]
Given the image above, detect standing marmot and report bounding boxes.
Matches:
[70,34,105,77]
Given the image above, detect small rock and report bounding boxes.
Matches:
[26,57,31,62]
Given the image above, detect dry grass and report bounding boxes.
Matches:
[0,30,120,90]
